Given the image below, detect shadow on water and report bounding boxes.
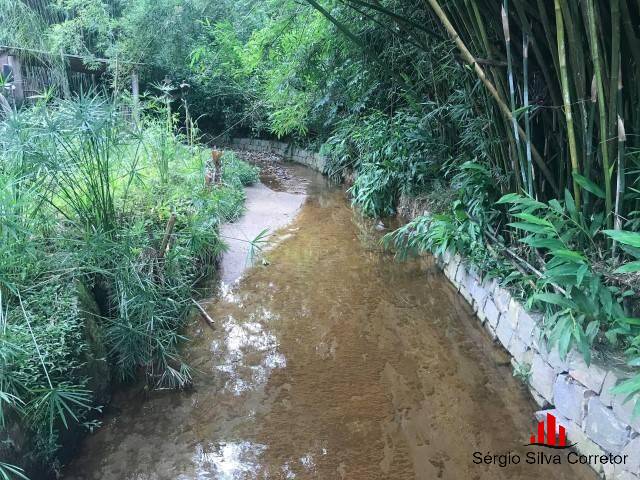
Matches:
[64,167,596,479]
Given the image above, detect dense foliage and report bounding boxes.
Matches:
[4,0,640,475]
[0,92,257,477]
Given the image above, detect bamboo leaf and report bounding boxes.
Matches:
[602,230,640,248]
[574,173,606,199]
[508,222,553,234]
[614,261,640,273]
[533,292,576,309]
[512,212,553,227]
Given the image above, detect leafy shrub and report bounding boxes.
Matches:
[326,109,447,216]
[222,152,260,187]
[0,94,258,476]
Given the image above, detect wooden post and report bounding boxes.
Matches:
[131,70,139,123]
[6,55,24,104]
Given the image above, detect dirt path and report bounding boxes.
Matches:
[63,161,596,480]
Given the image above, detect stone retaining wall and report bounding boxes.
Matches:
[436,250,638,479]
[229,138,326,172]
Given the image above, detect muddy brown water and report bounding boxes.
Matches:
[64,167,596,480]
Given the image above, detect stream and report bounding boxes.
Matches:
[63,163,595,479]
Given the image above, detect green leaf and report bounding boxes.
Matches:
[619,317,640,326]
[533,293,576,309]
[574,173,606,199]
[496,193,522,204]
[611,376,640,396]
[614,261,640,273]
[512,212,553,227]
[0,462,29,480]
[508,222,553,234]
[565,189,578,222]
[602,230,640,248]
[521,236,565,250]
[628,357,640,367]
[548,199,564,214]
[552,249,586,264]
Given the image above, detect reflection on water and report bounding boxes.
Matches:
[192,442,266,480]
[212,316,286,396]
[63,167,596,480]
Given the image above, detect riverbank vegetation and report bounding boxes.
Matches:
[3,0,640,476]
[0,91,257,477]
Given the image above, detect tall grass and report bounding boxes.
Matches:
[0,93,258,477]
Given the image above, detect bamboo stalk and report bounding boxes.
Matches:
[614,115,626,231]
[555,0,581,209]
[191,299,215,328]
[424,0,559,196]
[584,76,597,213]
[158,213,177,260]
[586,0,613,227]
[523,31,534,196]
[502,1,526,192]
[608,0,621,224]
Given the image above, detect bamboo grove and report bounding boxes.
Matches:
[301,0,640,410]
[311,0,639,228]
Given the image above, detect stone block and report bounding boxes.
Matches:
[567,419,607,475]
[622,436,640,475]
[569,351,608,393]
[495,315,514,350]
[441,249,453,265]
[529,387,550,408]
[553,374,594,425]
[616,471,640,480]
[530,354,556,403]
[483,320,497,340]
[493,285,512,313]
[470,279,489,310]
[601,369,632,407]
[612,395,640,433]
[517,309,539,345]
[541,343,571,373]
[476,301,488,324]
[464,268,477,290]
[506,298,521,329]
[445,257,460,284]
[484,298,501,329]
[455,262,467,287]
[460,285,474,306]
[507,335,529,365]
[585,397,631,453]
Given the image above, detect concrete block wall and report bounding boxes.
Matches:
[438,251,638,479]
[229,137,326,172]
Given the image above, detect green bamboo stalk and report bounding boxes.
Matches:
[424,0,560,196]
[613,115,626,257]
[523,31,534,196]
[584,75,597,214]
[614,68,625,257]
[555,0,581,209]
[614,115,626,229]
[502,1,526,192]
[586,0,612,227]
[608,0,621,219]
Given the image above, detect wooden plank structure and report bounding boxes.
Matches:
[0,46,140,108]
